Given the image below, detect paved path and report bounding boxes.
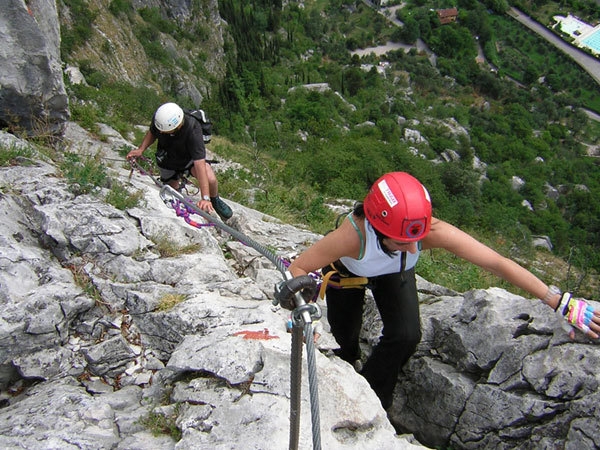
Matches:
[508,7,600,85]
[359,3,600,85]
[362,3,600,79]
[584,108,600,121]
[354,1,436,64]
[355,3,600,119]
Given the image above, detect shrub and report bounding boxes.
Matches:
[60,152,108,194]
[59,0,98,57]
[139,407,182,440]
[105,181,145,210]
[108,0,133,17]
[0,142,35,167]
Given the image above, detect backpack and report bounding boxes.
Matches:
[185,109,212,144]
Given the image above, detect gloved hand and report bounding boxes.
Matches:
[274,275,317,310]
[556,292,597,335]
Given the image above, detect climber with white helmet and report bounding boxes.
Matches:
[127,102,232,220]
[275,171,600,410]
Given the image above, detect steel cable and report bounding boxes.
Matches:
[289,325,303,450]
[130,161,321,448]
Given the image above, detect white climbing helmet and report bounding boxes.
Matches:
[154,102,184,133]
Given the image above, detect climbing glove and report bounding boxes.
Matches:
[274,275,317,310]
[555,292,596,335]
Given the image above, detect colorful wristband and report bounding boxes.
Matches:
[555,292,571,313]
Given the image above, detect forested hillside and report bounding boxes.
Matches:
[59,0,600,295]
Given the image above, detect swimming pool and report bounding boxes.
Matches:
[581,29,600,53]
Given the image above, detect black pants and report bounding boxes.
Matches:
[326,268,421,409]
[158,160,194,183]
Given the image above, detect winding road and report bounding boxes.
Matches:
[355,3,600,120]
[508,8,600,86]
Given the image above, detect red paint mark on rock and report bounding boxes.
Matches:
[233,328,279,340]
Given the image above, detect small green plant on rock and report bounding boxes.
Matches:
[139,404,182,441]
[59,152,107,194]
[105,181,145,210]
[63,261,106,307]
[0,142,36,167]
[150,231,202,257]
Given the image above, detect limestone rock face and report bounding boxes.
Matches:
[0,125,598,449]
[0,126,422,450]
[0,0,69,135]
[60,0,227,106]
[388,288,600,449]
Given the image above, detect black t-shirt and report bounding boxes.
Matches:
[149,114,206,170]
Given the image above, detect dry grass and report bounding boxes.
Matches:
[157,293,187,311]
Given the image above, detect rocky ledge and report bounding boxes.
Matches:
[0,125,598,449]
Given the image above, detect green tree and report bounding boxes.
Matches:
[343,67,365,96]
[430,25,476,60]
[399,17,420,44]
[484,0,509,14]
[523,64,540,85]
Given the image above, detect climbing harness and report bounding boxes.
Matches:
[128,157,323,450]
[318,263,369,300]
[316,213,370,300]
[129,155,200,196]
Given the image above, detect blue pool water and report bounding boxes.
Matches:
[582,29,600,53]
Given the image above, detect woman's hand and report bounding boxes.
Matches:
[556,293,600,339]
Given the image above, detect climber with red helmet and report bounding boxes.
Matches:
[275,171,600,410]
[127,102,232,220]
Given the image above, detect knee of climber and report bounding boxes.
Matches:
[380,325,422,351]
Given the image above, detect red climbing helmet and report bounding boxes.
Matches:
[364,172,432,242]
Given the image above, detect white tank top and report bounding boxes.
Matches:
[340,219,420,277]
